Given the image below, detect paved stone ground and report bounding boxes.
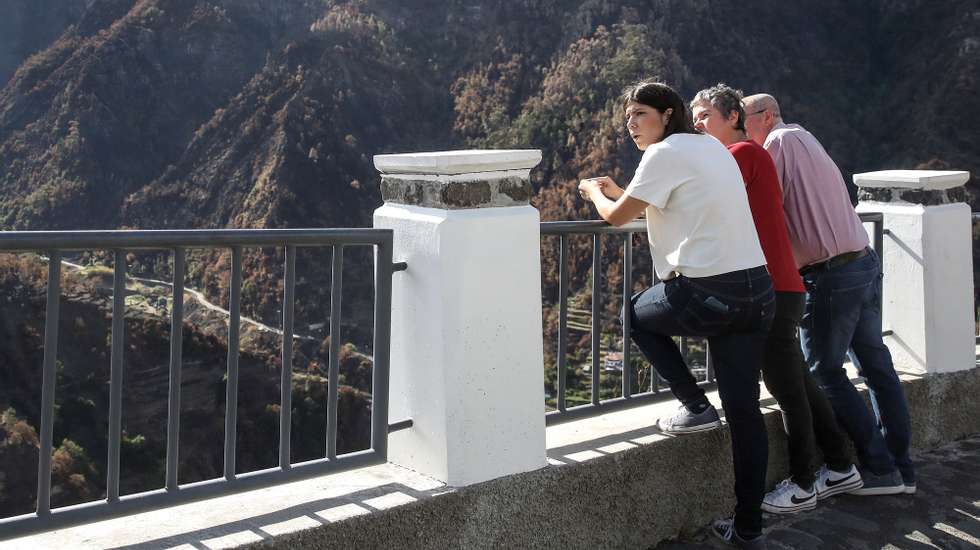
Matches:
[656,434,980,550]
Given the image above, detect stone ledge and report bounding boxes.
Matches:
[246,367,980,550]
[14,367,978,549]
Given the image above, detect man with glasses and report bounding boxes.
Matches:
[742,93,914,497]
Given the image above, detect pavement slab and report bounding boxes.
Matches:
[655,434,980,550]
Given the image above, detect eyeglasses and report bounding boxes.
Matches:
[745,109,767,117]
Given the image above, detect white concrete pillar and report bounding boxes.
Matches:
[373,149,547,486]
[855,169,974,374]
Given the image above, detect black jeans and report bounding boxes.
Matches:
[625,266,774,538]
[762,292,851,488]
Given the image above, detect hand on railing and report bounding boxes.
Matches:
[578,176,624,202]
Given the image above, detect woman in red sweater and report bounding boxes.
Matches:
[690,84,863,514]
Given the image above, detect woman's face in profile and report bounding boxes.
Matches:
[624,101,670,151]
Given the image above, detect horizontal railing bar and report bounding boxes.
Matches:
[0,449,383,541]
[541,220,646,235]
[547,212,880,236]
[546,381,718,426]
[388,418,414,432]
[857,212,883,223]
[0,228,393,251]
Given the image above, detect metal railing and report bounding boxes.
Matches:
[542,212,886,425]
[973,212,980,345]
[0,229,405,539]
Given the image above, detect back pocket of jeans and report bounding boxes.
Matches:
[677,290,737,334]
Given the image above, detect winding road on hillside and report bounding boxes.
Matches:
[54,257,318,342]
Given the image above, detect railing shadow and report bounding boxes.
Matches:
[108,481,448,550]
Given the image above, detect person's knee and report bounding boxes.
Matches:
[620,301,634,328]
[809,362,850,390]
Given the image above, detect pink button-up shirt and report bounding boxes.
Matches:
[764,122,869,269]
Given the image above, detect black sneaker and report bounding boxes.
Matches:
[711,518,768,549]
[656,403,721,434]
[851,468,904,496]
[902,472,917,495]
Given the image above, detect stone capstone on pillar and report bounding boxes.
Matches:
[377,150,538,209]
[373,149,547,487]
[856,170,969,205]
[855,169,974,375]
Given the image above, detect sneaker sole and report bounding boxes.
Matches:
[816,478,864,500]
[851,485,905,496]
[761,500,817,514]
[904,484,916,495]
[658,420,721,434]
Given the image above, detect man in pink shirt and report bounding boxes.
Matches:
[743,93,914,497]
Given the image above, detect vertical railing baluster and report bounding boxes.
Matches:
[224,246,242,480]
[36,251,61,516]
[873,218,883,266]
[326,245,343,459]
[371,239,394,458]
[874,217,885,319]
[165,248,185,491]
[621,234,632,399]
[107,250,126,502]
[706,342,715,383]
[279,246,296,470]
[556,236,570,411]
[591,235,601,406]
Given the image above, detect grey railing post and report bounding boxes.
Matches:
[224,246,242,479]
[373,149,547,486]
[107,250,126,502]
[279,245,296,469]
[36,251,61,516]
[165,247,185,491]
[326,245,343,460]
[855,169,974,374]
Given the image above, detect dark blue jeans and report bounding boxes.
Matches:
[625,266,775,538]
[799,249,913,481]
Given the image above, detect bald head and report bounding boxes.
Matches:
[742,93,782,145]
[742,94,781,116]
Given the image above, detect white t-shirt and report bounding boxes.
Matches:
[623,133,766,279]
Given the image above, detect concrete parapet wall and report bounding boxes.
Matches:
[246,367,980,550]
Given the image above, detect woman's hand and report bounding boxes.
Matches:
[579,176,648,226]
[593,176,625,199]
[578,178,602,202]
[578,176,624,202]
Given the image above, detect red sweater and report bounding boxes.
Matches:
[727,141,805,293]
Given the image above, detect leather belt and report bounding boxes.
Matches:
[799,247,869,276]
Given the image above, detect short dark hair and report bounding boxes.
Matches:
[691,83,746,132]
[621,80,696,139]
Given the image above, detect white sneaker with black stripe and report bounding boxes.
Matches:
[761,478,816,514]
[814,464,864,500]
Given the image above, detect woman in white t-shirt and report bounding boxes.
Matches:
[578,80,774,547]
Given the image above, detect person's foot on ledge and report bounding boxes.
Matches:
[711,518,768,549]
[851,468,905,496]
[762,478,816,514]
[656,402,721,434]
[814,464,863,500]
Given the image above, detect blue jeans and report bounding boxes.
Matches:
[800,249,913,481]
[625,266,775,537]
